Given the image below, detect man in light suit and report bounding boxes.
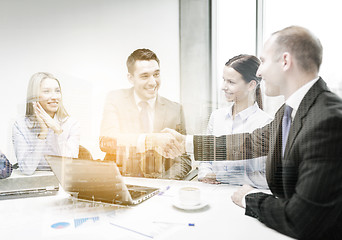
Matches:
[100,48,191,179]
[164,26,342,239]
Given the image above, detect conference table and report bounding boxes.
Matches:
[1,171,293,240]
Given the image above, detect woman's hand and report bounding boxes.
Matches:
[33,102,49,139]
[34,102,63,135]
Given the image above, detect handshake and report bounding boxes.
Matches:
[99,128,187,159]
[145,128,186,159]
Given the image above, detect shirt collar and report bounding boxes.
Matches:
[133,90,156,110]
[225,102,259,121]
[286,77,319,119]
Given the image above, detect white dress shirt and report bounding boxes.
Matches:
[12,116,80,175]
[133,91,156,133]
[198,103,272,187]
[207,102,272,136]
[134,91,157,152]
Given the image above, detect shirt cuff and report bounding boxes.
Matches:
[185,135,194,154]
[197,162,213,180]
[242,189,260,208]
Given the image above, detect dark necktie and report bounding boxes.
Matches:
[282,105,293,157]
[139,101,151,133]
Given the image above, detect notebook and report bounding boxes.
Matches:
[45,155,159,205]
[0,170,59,200]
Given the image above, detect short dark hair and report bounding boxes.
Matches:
[272,26,323,72]
[126,48,160,74]
[225,54,263,109]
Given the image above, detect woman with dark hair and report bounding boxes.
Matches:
[12,72,80,175]
[198,55,272,187]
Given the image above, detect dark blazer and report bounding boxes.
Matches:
[100,88,191,179]
[194,78,342,239]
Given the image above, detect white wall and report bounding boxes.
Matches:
[0,0,180,160]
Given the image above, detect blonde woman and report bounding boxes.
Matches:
[12,72,80,175]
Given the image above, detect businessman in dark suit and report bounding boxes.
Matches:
[164,26,342,239]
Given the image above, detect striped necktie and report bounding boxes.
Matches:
[282,105,293,157]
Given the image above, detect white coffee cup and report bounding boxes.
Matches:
[178,187,201,206]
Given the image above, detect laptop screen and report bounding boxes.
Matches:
[45,155,159,205]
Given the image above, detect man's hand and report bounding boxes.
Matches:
[99,136,117,154]
[200,173,221,184]
[146,133,183,159]
[231,184,255,208]
[161,128,186,153]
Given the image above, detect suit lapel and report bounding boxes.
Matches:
[266,104,285,194]
[154,95,167,132]
[284,78,327,158]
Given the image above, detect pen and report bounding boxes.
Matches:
[158,185,171,195]
[152,221,195,226]
[110,222,153,238]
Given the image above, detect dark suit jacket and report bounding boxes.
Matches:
[194,78,342,239]
[100,88,191,179]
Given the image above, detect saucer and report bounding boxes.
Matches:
[173,200,208,210]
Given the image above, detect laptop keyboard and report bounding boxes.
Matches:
[126,184,159,200]
[128,189,147,199]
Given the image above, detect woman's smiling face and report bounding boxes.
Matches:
[221,66,252,103]
[38,78,61,117]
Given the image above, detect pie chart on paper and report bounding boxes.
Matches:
[51,222,70,229]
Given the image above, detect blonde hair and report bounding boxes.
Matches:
[25,72,69,121]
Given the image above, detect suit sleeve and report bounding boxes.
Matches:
[245,116,342,239]
[173,104,191,178]
[193,123,270,161]
[176,105,187,135]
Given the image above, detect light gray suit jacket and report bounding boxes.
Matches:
[100,88,191,179]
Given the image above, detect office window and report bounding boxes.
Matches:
[212,0,257,108]
[263,0,342,97]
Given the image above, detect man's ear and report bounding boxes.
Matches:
[127,73,133,84]
[282,52,292,71]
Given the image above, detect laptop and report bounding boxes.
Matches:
[45,155,160,205]
[0,171,59,200]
